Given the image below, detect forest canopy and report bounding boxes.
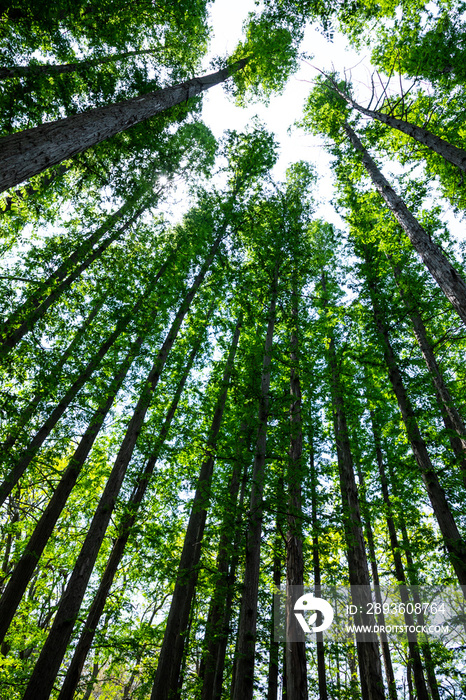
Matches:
[1,1,466,699]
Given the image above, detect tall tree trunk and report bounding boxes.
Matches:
[0,163,71,213]
[0,294,105,457]
[267,530,282,700]
[323,273,386,700]
[344,123,466,327]
[354,456,398,700]
[0,290,150,506]
[0,49,157,80]
[150,312,242,700]
[0,60,247,193]
[370,411,431,700]
[231,259,280,700]
[0,190,152,355]
[57,314,211,700]
[309,443,328,700]
[386,457,442,700]
[389,258,466,488]
[200,423,250,700]
[0,332,146,646]
[363,252,466,587]
[285,277,308,700]
[21,234,222,700]
[326,76,466,172]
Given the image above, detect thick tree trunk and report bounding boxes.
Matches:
[231,260,279,700]
[0,163,71,213]
[285,279,308,700]
[57,314,211,700]
[389,259,466,488]
[365,264,466,587]
[150,313,242,700]
[0,333,145,646]
[344,123,466,327]
[0,192,151,355]
[0,295,105,457]
[21,234,221,700]
[323,271,386,700]
[370,413,432,700]
[327,77,466,172]
[0,49,156,80]
[0,60,247,193]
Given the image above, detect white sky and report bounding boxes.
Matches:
[196,0,466,241]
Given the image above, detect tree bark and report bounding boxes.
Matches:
[364,254,466,587]
[0,333,145,646]
[150,312,242,700]
[231,259,279,700]
[344,123,466,327]
[0,60,247,193]
[21,233,221,700]
[327,77,466,172]
[285,277,308,700]
[57,312,211,700]
[0,49,156,80]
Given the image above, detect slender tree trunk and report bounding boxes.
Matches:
[323,273,386,700]
[370,411,430,700]
[0,295,105,458]
[200,423,250,700]
[0,49,157,80]
[327,76,466,172]
[344,123,466,327]
[150,313,242,700]
[0,292,148,506]
[57,309,213,700]
[21,234,222,700]
[386,458,442,700]
[309,445,328,700]
[364,254,466,587]
[267,531,282,700]
[389,259,466,488]
[354,457,398,700]
[285,277,308,700]
[0,191,151,355]
[0,332,145,646]
[231,259,280,700]
[0,60,247,193]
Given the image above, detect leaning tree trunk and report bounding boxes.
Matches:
[344,123,466,327]
[323,271,386,700]
[0,163,72,213]
[57,310,213,700]
[0,295,105,457]
[0,188,153,355]
[364,256,466,588]
[285,276,308,700]
[0,49,156,80]
[150,313,242,700]
[231,259,279,700]
[0,332,146,646]
[388,258,466,488]
[326,76,466,172]
[0,60,247,193]
[21,233,222,700]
